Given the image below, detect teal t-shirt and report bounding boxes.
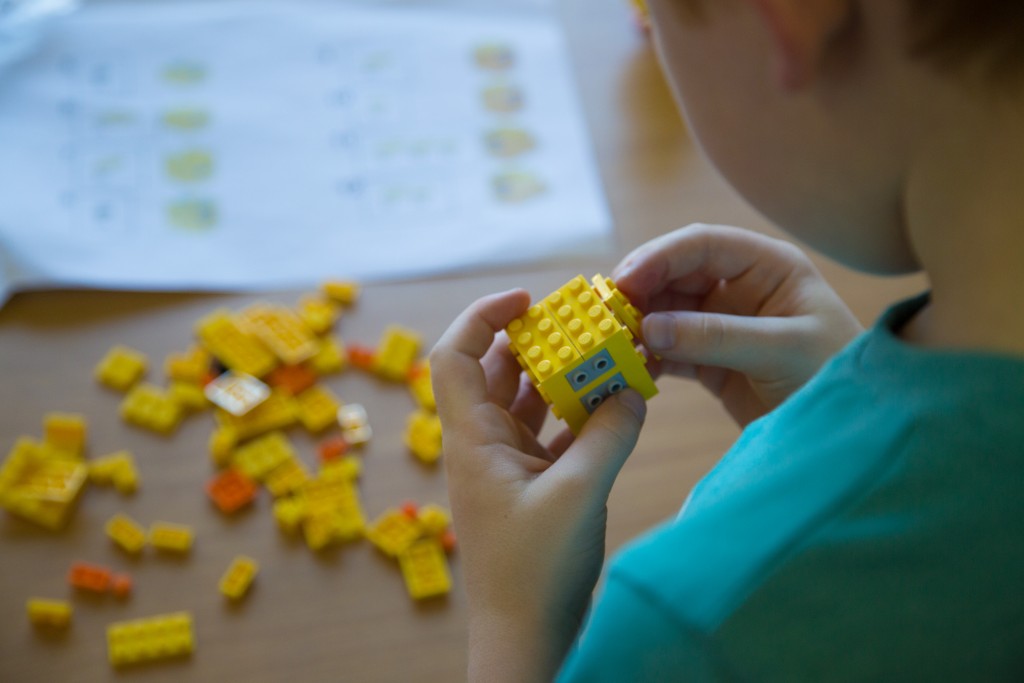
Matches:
[558,295,1024,681]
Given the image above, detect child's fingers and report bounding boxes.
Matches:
[481,332,525,409]
[508,374,549,436]
[431,289,532,424]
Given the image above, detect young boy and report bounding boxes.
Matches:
[430,0,1024,680]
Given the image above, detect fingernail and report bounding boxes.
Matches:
[643,314,675,350]
[618,389,647,421]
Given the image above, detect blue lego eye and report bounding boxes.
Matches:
[574,371,589,385]
[594,357,610,372]
[587,395,604,409]
[608,380,624,394]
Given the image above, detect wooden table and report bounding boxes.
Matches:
[0,1,925,680]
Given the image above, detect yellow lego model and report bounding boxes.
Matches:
[239,304,319,365]
[215,390,298,440]
[506,274,657,435]
[120,384,184,435]
[371,325,421,381]
[149,521,194,553]
[231,431,296,481]
[95,345,148,391]
[89,451,139,494]
[195,309,278,378]
[107,611,194,666]
[399,538,452,600]
[219,556,258,600]
[27,598,73,629]
[405,409,442,464]
[366,508,423,558]
[42,413,87,458]
[295,384,342,432]
[105,513,147,554]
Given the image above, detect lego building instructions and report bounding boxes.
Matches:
[0,1,611,304]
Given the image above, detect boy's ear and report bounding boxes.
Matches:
[748,0,853,90]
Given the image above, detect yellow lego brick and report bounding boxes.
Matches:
[272,496,307,534]
[591,274,643,339]
[319,457,361,482]
[95,345,148,392]
[120,384,183,435]
[149,522,193,553]
[42,412,87,458]
[168,380,209,412]
[507,303,582,383]
[208,427,237,468]
[219,556,258,599]
[405,409,442,464]
[300,476,356,516]
[264,457,310,498]
[2,450,87,506]
[295,384,341,433]
[164,346,210,383]
[4,496,74,530]
[335,489,367,541]
[296,295,339,335]
[371,325,421,381]
[107,611,193,666]
[27,598,73,629]
[215,390,297,440]
[308,335,347,375]
[322,280,360,305]
[105,513,146,554]
[231,431,295,481]
[0,437,42,497]
[90,451,139,494]
[195,309,278,378]
[303,511,340,550]
[408,360,436,411]
[416,504,451,536]
[399,538,452,600]
[238,304,319,365]
[366,508,423,558]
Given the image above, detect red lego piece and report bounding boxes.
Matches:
[110,574,133,599]
[206,468,258,514]
[440,529,457,554]
[317,435,349,463]
[401,501,419,519]
[266,364,318,396]
[347,344,376,371]
[68,562,112,593]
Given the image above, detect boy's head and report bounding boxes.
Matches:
[645,0,1024,275]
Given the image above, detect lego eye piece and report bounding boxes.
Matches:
[594,357,610,372]
[608,380,625,394]
[587,395,604,409]
[574,371,589,385]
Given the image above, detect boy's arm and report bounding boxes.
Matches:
[430,290,647,683]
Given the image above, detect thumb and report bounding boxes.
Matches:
[551,389,647,497]
[643,311,804,377]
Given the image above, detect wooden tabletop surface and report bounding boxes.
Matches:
[0,1,925,681]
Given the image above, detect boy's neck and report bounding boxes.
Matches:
[900,85,1024,358]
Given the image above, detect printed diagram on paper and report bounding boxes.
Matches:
[0,2,611,301]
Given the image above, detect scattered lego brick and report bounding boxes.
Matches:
[106,513,147,554]
[214,390,298,441]
[204,371,270,416]
[219,556,258,600]
[0,440,87,530]
[120,384,183,435]
[407,360,436,411]
[366,508,424,558]
[208,427,237,468]
[296,295,339,335]
[405,409,442,465]
[322,280,360,305]
[168,380,209,412]
[317,434,349,463]
[110,573,133,599]
[398,538,452,600]
[264,457,310,498]
[95,345,148,392]
[308,336,347,375]
[266,363,318,395]
[107,611,194,667]
[416,504,451,536]
[206,468,258,514]
[149,521,194,554]
[89,451,139,494]
[272,496,307,534]
[68,561,112,593]
[195,309,278,378]
[232,431,295,481]
[320,456,361,482]
[338,403,372,447]
[371,325,421,382]
[42,412,87,458]
[164,346,211,383]
[296,385,341,433]
[27,598,73,629]
[347,343,375,371]
[238,304,319,365]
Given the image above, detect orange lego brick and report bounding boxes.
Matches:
[95,345,148,391]
[42,412,87,458]
[266,363,318,395]
[110,574,133,599]
[219,555,258,600]
[27,599,73,629]
[120,384,183,435]
[317,435,348,463]
[347,344,375,371]
[440,529,457,553]
[206,468,257,514]
[296,385,341,433]
[105,513,147,554]
[68,561,112,593]
[107,611,193,667]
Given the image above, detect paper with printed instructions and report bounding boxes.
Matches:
[0,1,611,305]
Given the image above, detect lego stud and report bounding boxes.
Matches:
[547,292,563,305]
[567,278,583,292]
[547,332,563,346]
[538,319,553,333]
[527,346,542,360]
[579,332,594,348]
[578,291,593,305]
[508,319,523,333]
[599,319,614,334]
[527,305,543,319]
[588,305,604,320]
[557,305,572,320]
[517,332,532,346]
[537,360,552,376]
[558,347,573,361]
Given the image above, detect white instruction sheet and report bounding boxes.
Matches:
[0,1,611,303]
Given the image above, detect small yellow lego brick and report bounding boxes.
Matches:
[272,496,307,534]
[204,371,270,416]
[366,508,423,558]
[42,413,87,458]
[296,295,339,335]
[399,538,452,600]
[164,346,211,383]
[8,458,87,505]
[322,280,360,305]
[105,513,147,554]
[27,598,73,629]
[416,504,452,536]
[149,521,193,553]
[308,335,347,375]
[371,325,421,382]
[408,360,436,411]
[335,489,367,541]
[319,457,361,482]
[120,384,183,435]
[264,457,310,498]
[238,304,319,365]
[405,409,442,464]
[296,384,341,433]
[208,427,237,468]
[89,451,139,494]
[107,611,193,667]
[303,511,340,550]
[168,380,209,412]
[231,431,296,482]
[219,555,258,600]
[95,345,148,392]
[215,390,297,441]
[195,309,278,378]
[300,476,356,516]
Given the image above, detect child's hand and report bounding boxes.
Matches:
[615,224,863,427]
[431,289,647,683]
